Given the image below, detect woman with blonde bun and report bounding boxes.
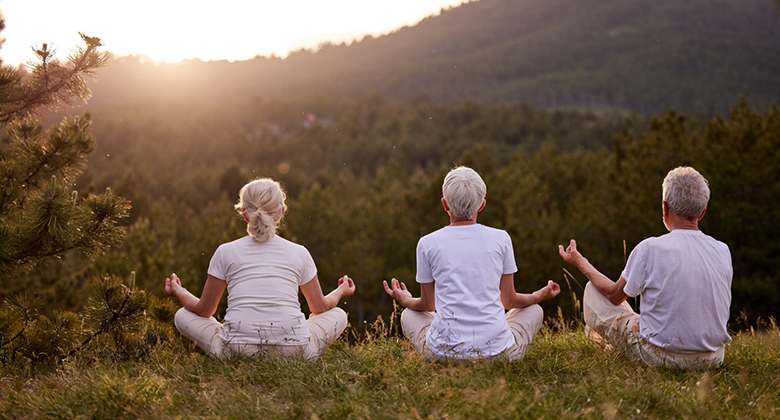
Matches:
[165,178,355,361]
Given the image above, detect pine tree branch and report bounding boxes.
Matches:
[64,287,130,359]
[0,299,35,349]
[0,37,107,123]
[0,325,26,348]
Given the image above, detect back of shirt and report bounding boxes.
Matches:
[417,224,517,358]
[622,229,732,353]
[208,235,317,346]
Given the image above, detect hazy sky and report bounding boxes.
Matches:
[0,0,467,66]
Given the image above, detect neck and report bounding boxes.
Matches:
[449,215,477,226]
[664,215,699,231]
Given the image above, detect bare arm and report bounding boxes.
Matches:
[383,278,436,312]
[164,273,226,317]
[499,273,561,309]
[300,275,356,314]
[558,239,628,305]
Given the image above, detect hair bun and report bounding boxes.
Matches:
[235,178,286,243]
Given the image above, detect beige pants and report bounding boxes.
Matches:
[400,304,544,362]
[583,282,725,369]
[174,307,348,362]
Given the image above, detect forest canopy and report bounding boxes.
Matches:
[11,93,779,330]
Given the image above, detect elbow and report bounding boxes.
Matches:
[500,290,521,310]
[607,292,627,306]
[190,301,218,318]
[500,297,512,310]
[194,308,215,318]
[415,298,436,312]
[309,301,331,315]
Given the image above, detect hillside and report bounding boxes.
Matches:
[85,0,780,114]
[2,322,780,419]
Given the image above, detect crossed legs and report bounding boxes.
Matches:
[173,307,348,361]
[582,282,724,369]
[400,304,544,362]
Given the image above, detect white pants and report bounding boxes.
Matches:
[583,282,725,369]
[400,304,544,362]
[174,307,348,362]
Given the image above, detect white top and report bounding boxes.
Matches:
[208,235,317,346]
[416,224,517,358]
[622,229,733,353]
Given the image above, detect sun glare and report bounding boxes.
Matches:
[1,0,467,65]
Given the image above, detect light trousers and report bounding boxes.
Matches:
[583,282,725,369]
[174,307,348,362]
[400,304,544,362]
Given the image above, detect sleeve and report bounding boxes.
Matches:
[416,237,434,284]
[621,242,648,298]
[207,245,228,282]
[297,245,318,286]
[502,231,518,275]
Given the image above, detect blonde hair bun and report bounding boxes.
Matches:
[235,178,286,242]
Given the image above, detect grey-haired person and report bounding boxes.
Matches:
[559,166,732,369]
[384,166,560,362]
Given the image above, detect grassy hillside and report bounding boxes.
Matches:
[2,317,779,419]
[87,0,780,114]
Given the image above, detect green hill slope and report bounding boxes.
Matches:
[88,0,780,113]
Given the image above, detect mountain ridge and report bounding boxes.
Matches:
[86,0,780,114]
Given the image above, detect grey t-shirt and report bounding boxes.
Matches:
[622,229,732,353]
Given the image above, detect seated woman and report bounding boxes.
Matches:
[164,178,355,361]
[384,166,560,362]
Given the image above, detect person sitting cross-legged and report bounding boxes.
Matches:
[559,166,732,369]
[384,166,560,362]
[164,178,355,361]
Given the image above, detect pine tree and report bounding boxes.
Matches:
[0,11,129,280]
[0,11,178,368]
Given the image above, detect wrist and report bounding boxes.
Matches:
[575,257,591,272]
[573,255,584,268]
[529,290,540,305]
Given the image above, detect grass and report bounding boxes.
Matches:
[1,315,779,419]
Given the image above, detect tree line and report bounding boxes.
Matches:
[5,93,778,329]
[87,0,780,115]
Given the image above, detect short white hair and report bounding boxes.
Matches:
[662,166,710,219]
[442,166,486,218]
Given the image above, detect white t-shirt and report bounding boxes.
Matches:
[208,235,317,346]
[622,229,733,353]
[416,224,517,358]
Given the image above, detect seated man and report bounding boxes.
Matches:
[384,166,560,362]
[559,166,732,369]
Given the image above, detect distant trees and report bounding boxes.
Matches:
[84,0,780,115]
[38,90,775,328]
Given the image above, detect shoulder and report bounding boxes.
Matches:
[276,237,316,267]
[633,233,668,251]
[625,236,658,263]
[213,236,252,254]
[272,235,311,254]
[479,224,510,237]
[701,232,732,254]
[418,226,448,244]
